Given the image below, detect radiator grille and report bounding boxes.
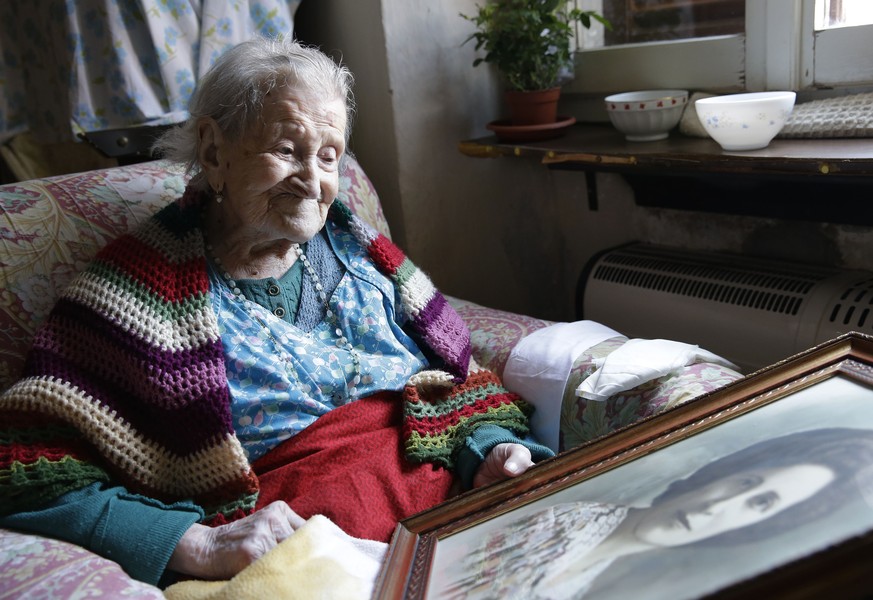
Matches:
[581,243,873,372]
[591,248,827,317]
[827,276,873,329]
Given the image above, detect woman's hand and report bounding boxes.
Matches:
[167,501,306,579]
[473,443,535,488]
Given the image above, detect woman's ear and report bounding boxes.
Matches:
[198,118,225,193]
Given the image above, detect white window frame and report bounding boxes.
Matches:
[810,19,873,87]
[565,0,873,100]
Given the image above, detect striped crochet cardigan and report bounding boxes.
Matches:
[0,189,533,524]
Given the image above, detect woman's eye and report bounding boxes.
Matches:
[747,491,778,512]
[277,146,294,156]
[737,475,762,491]
[319,148,337,162]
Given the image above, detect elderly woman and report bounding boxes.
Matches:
[0,37,551,585]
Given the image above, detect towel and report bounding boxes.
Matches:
[576,338,738,402]
[163,514,387,600]
[503,321,625,452]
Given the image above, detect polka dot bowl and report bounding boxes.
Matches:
[604,90,689,142]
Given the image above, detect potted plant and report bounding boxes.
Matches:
[462,0,610,127]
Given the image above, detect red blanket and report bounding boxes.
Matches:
[252,393,456,542]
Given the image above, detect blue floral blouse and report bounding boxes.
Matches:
[207,221,428,462]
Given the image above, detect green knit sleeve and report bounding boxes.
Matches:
[403,368,543,469]
[0,422,111,517]
[0,482,203,586]
[454,424,555,490]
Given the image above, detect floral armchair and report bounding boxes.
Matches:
[0,157,741,596]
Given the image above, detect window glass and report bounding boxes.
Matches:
[566,0,873,113]
[594,0,744,46]
[815,0,873,30]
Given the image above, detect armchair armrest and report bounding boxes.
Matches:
[446,296,554,377]
[0,528,165,598]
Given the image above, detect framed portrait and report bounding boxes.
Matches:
[375,332,873,599]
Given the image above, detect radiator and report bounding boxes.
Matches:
[577,242,873,373]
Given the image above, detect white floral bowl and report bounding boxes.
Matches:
[695,91,796,151]
[604,90,689,141]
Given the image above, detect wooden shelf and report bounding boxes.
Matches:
[458,123,873,178]
[459,123,873,224]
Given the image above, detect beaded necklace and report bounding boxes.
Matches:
[205,239,362,404]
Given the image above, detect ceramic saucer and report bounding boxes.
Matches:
[486,115,576,143]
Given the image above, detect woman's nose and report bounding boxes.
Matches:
[290,159,320,198]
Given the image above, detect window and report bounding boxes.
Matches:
[567,0,873,109]
[603,0,744,45]
[815,0,873,29]
[808,0,873,87]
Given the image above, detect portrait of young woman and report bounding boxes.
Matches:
[423,369,873,599]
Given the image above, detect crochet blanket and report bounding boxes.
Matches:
[0,190,532,525]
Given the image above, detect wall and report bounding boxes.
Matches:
[297,0,873,324]
[296,0,627,321]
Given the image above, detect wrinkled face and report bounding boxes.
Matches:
[633,464,835,547]
[216,85,347,244]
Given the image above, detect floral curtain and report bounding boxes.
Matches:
[0,0,302,144]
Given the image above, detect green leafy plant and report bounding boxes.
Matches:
[461,0,611,92]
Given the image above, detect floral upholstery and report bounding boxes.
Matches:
[447,297,554,376]
[0,528,165,599]
[0,161,184,391]
[559,338,742,451]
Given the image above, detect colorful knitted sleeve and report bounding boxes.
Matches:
[0,195,258,525]
[0,415,110,516]
[402,367,537,469]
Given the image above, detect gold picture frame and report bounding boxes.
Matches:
[375,332,873,599]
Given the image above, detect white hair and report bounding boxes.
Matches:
[154,36,355,190]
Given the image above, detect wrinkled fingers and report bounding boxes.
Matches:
[261,501,307,543]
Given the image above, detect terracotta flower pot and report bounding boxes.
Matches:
[505,87,561,125]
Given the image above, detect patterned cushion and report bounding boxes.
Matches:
[447,297,555,376]
[0,161,186,391]
[559,338,742,451]
[337,158,392,240]
[0,528,165,598]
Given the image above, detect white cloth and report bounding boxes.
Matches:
[503,321,624,452]
[577,338,738,402]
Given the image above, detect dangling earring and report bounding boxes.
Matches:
[213,187,224,204]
